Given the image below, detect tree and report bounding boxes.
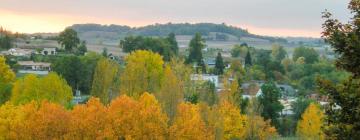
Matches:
[319,0,360,138]
[167,33,179,55]
[0,34,13,50]
[0,56,15,104]
[91,58,120,104]
[245,50,252,67]
[258,81,283,128]
[186,33,205,64]
[169,102,213,139]
[271,44,287,62]
[244,99,278,140]
[214,52,225,75]
[157,66,183,122]
[292,46,319,64]
[79,52,103,95]
[58,28,80,52]
[102,47,108,57]
[107,93,168,139]
[52,56,83,91]
[10,73,73,106]
[120,50,164,98]
[69,97,113,139]
[77,40,87,55]
[21,101,71,139]
[231,44,248,58]
[296,103,324,140]
[217,101,247,139]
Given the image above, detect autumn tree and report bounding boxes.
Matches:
[217,101,247,140]
[320,0,360,138]
[170,102,213,139]
[10,73,73,106]
[157,65,183,122]
[107,93,168,139]
[58,28,80,52]
[68,97,114,139]
[0,56,15,104]
[245,98,278,140]
[296,103,324,140]
[91,58,121,104]
[22,101,71,139]
[120,50,164,98]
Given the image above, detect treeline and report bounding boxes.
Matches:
[70,23,287,42]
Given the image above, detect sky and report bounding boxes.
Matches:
[0,0,350,37]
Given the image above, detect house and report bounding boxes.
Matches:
[8,48,34,57]
[41,47,57,55]
[190,74,219,88]
[17,61,51,75]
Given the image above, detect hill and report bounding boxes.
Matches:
[69,23,289,45]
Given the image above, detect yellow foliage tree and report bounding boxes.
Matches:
[296,103,324,140]
[108,93,168,139]
[0,102,24,139]
[157,65,183,122]
[169,102,213,140]
[91,58,121,104]
[11,73,73,106]
[121,50,164,98]
[217,101,247,140]
[68,97,114,139]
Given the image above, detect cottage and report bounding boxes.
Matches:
[18,61,51,75]
[190,74,219,88]
[41,47,57,55]
[8,48,34,57]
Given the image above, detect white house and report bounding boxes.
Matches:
[190,74,219,88]
[8,48,34,57]
[41,48,57,55]
[17,61,51,75]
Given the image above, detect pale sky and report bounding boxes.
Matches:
[0,0,350,37]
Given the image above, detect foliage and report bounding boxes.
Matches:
[58,28,80,52]
[121,50,164,97]
[186,33,205,64]
[157,65,184,122]
[120,34,177,61]
[169,102,213,139]
[296,103,324,140]
[231,44,248,58]
[258,81,284,128]
[217,101,247,139]
[91,58,120,104]
[52,55,83,91]
[292,46,319,64]
[271,44,287,62]
[10,73,73,106]
[76,41,87,55]
[214,52,225,75]
[0,56,15,104]
[245,50,252,67]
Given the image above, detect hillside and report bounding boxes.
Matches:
[69,23,289,45]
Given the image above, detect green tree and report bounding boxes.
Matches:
[292,46,319,64]
[258,81,284,129]
[319,1,360,138]
[0,56,15,104]
[271,44,287,62]
[245,50,252,67]
[0,34,13,50]
[186,33,205,64]
[52,56,83,92]
[102,47,108,57]
[77,41,87,55]
[58,28,80,52]
[167,33,179,55]
[91,58,120,104]
[214,52,225,75]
